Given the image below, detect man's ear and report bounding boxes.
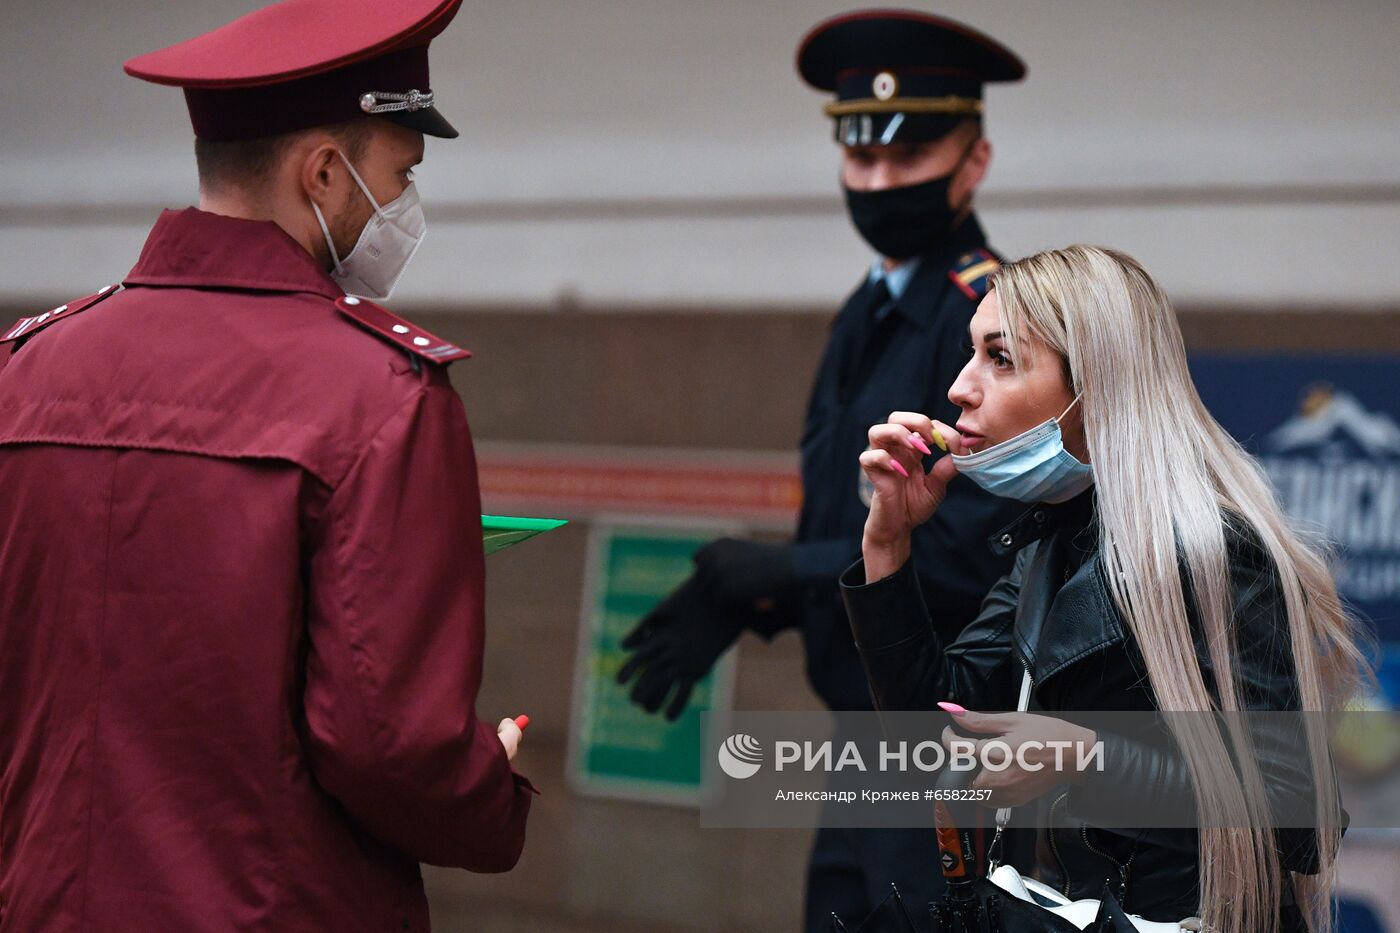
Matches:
[960,136,992,197]
[299,138,341,203]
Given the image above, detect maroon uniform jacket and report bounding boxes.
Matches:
[0,208,536,931]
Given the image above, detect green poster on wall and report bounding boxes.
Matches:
[567,521,737,806]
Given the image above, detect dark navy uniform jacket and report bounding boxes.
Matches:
[785,214,1022,710]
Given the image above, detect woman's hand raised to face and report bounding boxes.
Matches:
[860,412,968,581]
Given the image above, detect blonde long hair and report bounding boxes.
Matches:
[989,246,1367,933]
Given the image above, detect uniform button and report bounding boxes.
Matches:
[52,305,67,316]
[392,324,410,334]
[343,296,361,306]
[1033,510,1047,523]
[413,336,430,347]
[98,285,111,295]
[1000,533,1014,547]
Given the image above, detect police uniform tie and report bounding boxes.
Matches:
[836,276,895,401]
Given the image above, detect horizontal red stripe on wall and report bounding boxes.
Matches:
[476,443,802,527]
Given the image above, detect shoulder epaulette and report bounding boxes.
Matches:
[948,249,1001,302]
[334,295,472,365]
[2,284,121,344]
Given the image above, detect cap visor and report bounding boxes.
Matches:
[384,106,458,139]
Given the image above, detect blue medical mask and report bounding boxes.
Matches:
[950,396,1093,504]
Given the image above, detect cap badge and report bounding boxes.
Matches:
[872,71,898,101]
[359,88,435,115]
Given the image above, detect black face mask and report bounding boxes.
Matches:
[842,140,978,260]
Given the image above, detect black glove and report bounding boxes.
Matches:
[616,576,743,721]
[691,538,799,610]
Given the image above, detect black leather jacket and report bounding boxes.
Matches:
[840,490,1333,926]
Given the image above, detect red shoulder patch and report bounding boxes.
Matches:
[947,249,1000,302]
[2,285,121,344]
[334,295,471,364]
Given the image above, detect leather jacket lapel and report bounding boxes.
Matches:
[1011,539,1055,674]
[1031,557,1125,685]
[1002,494,1127,688]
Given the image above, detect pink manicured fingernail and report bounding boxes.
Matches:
[937,701,967,716]
[890,459,909,478]
[909,434,932,456]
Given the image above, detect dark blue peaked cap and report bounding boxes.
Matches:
[797,9,1025,145]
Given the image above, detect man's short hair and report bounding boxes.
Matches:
[194,118,372,196]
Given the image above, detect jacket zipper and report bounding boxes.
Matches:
[1047,792,1073,896]
[1019,618,1136,907]
[1024,657,1081,899]
[1079,823,1134,907]
[1016,656,1035,707]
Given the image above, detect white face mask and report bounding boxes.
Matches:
[311,150,426,300]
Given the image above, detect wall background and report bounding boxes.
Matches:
[4,2,1398,931]
[4,0,1400,310]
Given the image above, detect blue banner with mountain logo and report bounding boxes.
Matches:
[1191,355,1400,704]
